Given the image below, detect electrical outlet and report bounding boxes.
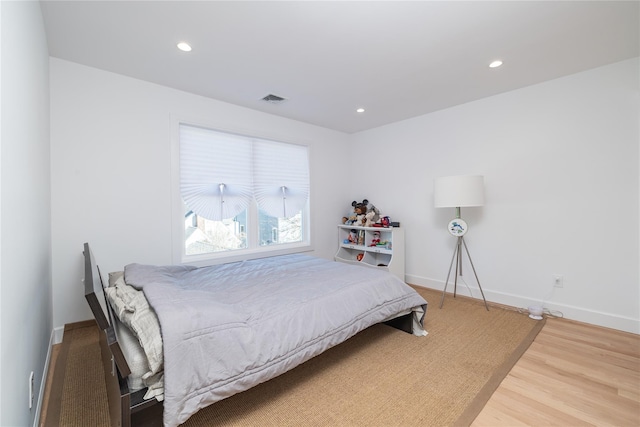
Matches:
[553,274,564,288]
[29,371,34,409]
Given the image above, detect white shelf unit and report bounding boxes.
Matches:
[334,225,405,281]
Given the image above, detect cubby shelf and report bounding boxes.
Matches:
[334,225,405,281]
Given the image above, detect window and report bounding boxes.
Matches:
[176,123,310,263]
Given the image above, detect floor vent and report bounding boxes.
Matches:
[261,94,287,104]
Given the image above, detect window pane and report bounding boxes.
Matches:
[177,122,310,261]
[185,209,247,255]
[253,140,309,219]
[258,209,302,246]
[180,125,253,221]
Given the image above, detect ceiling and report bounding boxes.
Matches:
[40,1,639,134]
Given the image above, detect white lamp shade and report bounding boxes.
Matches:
[434,175,484,208]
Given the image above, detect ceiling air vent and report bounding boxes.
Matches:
[261,94,287,104]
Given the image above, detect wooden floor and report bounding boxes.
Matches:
[472,317,640,426]
[39,342,61,427]
[39,317,639,426]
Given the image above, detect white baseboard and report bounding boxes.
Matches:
[406,274,640,335]
[32,329,56,427]
[53,326,64,345]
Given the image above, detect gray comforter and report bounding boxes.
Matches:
[124,254,427,427]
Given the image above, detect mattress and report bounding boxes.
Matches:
[123,254,427,426]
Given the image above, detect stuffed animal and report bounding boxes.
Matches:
[343,199,382,227]
[354,199,381,227]
[369,231,381,247]
[343,200,368,225]
[363,200,381,227]
[354,200,368,226]
[342,201,357,225]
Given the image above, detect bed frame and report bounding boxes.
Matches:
[82,242,414,427]
[83,243,162,426]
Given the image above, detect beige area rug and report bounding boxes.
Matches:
[48,287,544,426]
[45,321,111,427]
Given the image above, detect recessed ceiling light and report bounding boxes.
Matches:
[489,60,503,68]
[177,42,192,52]
[356,108,365,113]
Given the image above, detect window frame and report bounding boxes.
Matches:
[171,117,313,266]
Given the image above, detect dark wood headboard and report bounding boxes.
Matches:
[82,243,162,427]
[83,242,111,330]
[83,242,131,378]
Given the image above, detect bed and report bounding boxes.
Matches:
[83,242,427,427]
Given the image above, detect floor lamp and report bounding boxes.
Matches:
[434,175,489,311]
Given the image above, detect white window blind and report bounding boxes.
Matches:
[180,124,309,221]
[253,139,309,218]
[180,125,253,221]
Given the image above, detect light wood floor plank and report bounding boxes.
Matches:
[514,356,626,404]
[524,342,639,394]
[503,364,636,425]
[536,328,640,370]
[473,318,640,427]
[535,331,639,369]
[474,383,590,426]
[542,320,639,358]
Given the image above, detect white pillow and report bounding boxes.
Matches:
[105,273,163,375]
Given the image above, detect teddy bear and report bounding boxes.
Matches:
[363,200,381,227]
[342,199,382,227]
[341,203,355,225]
[342,200,368,225]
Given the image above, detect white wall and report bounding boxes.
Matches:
[50,58,351,329]
[49,54,638,334]
[351,58,639,333]
[0,2,52,426]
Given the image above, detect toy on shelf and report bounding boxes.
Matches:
[342,199,390,227]
[343,229,357,244]
[342,200,367,226]
[342,201,358,225]
[369,231,381,247]
[376,216,391,228]
[377,241,390,249]
[363,201,381,227]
